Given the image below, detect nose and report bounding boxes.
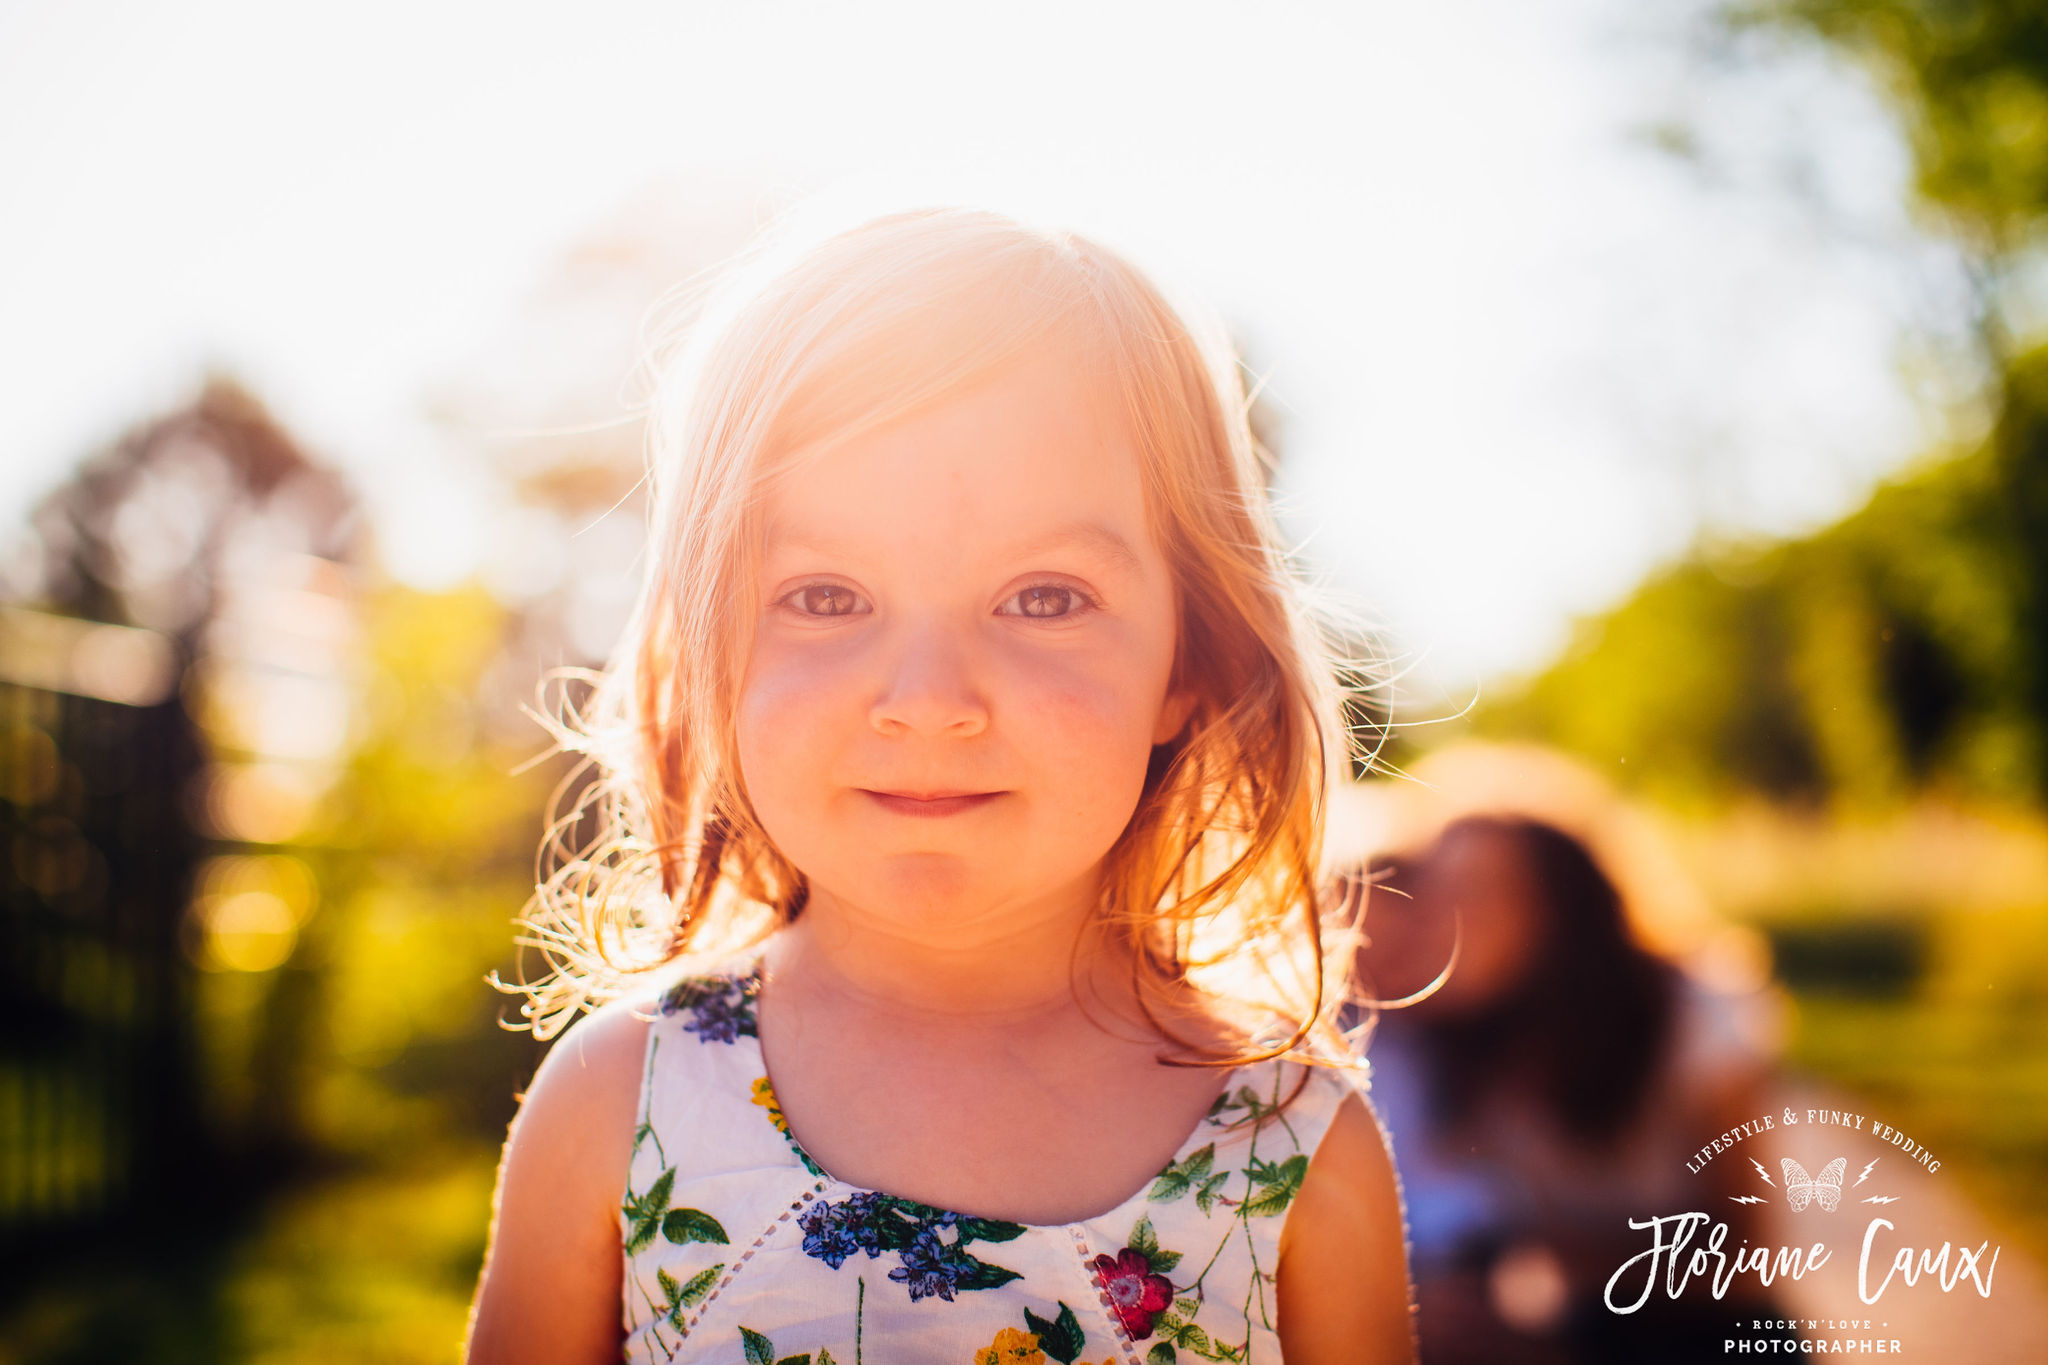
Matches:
[868,616,990,739]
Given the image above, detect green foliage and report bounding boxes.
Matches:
[1768,895,2048,1260]
[1732,0,2048,250]
[1484,365,2048,808]
[1551,2,2048,809]
[0,1153,501,1365]
[1766,914,1933,995]
[295,583,555,1155]
[218,1157,500,1365]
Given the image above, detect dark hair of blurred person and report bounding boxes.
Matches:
[1405,816,1677,1149]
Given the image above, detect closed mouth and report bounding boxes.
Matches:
[860,789,1004,816]
[868,789,994,801]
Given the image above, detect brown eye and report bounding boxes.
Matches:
[1002,584,1090,619]
[790,584,862,616]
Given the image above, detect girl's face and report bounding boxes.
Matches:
[737,345,1196,944]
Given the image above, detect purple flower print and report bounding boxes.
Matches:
[659,973,760,1044]
[799,1192,888,1269]
[889,1227,968,1303]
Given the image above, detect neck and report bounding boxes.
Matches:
[766,874,1141,1028]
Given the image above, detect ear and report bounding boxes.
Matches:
[1152,685,1198,746]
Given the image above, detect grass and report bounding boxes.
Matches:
[1757,895,2048,1266]
[0,1147,499,1365]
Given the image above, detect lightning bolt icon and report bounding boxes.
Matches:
[1863,1195,1899,1205]
[1751,1158,1774,1187]
[1855,1158,1879,1187]
[1729,1195,1767,1205]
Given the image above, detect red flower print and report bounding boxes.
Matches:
[1088,1247,1173,1339]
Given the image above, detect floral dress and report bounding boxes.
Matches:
[617,963,1364,1365]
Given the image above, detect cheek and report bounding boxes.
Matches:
[1012,669,1151,750]
[1004,649,1167,809]
[734,646,850,814]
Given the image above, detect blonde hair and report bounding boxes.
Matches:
[503,207,1372,1062]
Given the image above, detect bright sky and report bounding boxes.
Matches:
[0,0,1981,690]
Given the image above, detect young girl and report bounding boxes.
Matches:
[465,207,1415,1365]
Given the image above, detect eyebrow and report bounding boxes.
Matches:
[764,519,1146,576]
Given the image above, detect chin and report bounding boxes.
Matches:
[824,854,1074,942]
[825,851,986,922]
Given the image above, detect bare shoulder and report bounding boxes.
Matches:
[1276,1084,1418,1365]
[534,991,662,1106]
[504,991,660,1179]
[464,992,661,1365]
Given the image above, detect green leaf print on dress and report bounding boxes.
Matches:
[623,1166,729,1254]
[1150,1145,1230,1214]
[661,1207,731,1246]
[623,1168,677,1255]
[622,1028,734,1358]
[1021,1301,1087,1363]
[738,1324,837,1365]
[656,1264,725,1330]
[1239,1155,1307,1219]
[1127,1215,1182,1273]
[1148,1144,1213,1202]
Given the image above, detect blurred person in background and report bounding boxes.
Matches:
[1344,748,1792,1363]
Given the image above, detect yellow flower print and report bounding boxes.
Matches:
[972,1326,1044,1365]
[750,1075,790,1135]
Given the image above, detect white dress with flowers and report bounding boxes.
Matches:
[617,963,1362,1365]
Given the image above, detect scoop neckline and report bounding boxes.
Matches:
[725,959,1263,1233]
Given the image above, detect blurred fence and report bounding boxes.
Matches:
[2,673,205,1250]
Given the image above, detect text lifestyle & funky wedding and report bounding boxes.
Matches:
[1686,1109,1940,1177]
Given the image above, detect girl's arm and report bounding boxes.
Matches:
[464,998,651,1365]
[1275,1091,1419,1364]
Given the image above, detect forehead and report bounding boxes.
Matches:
[758,346,1161,566]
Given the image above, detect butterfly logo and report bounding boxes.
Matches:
[1781,1156,1847,1213]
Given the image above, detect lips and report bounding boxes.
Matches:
[860,789,1004,817]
